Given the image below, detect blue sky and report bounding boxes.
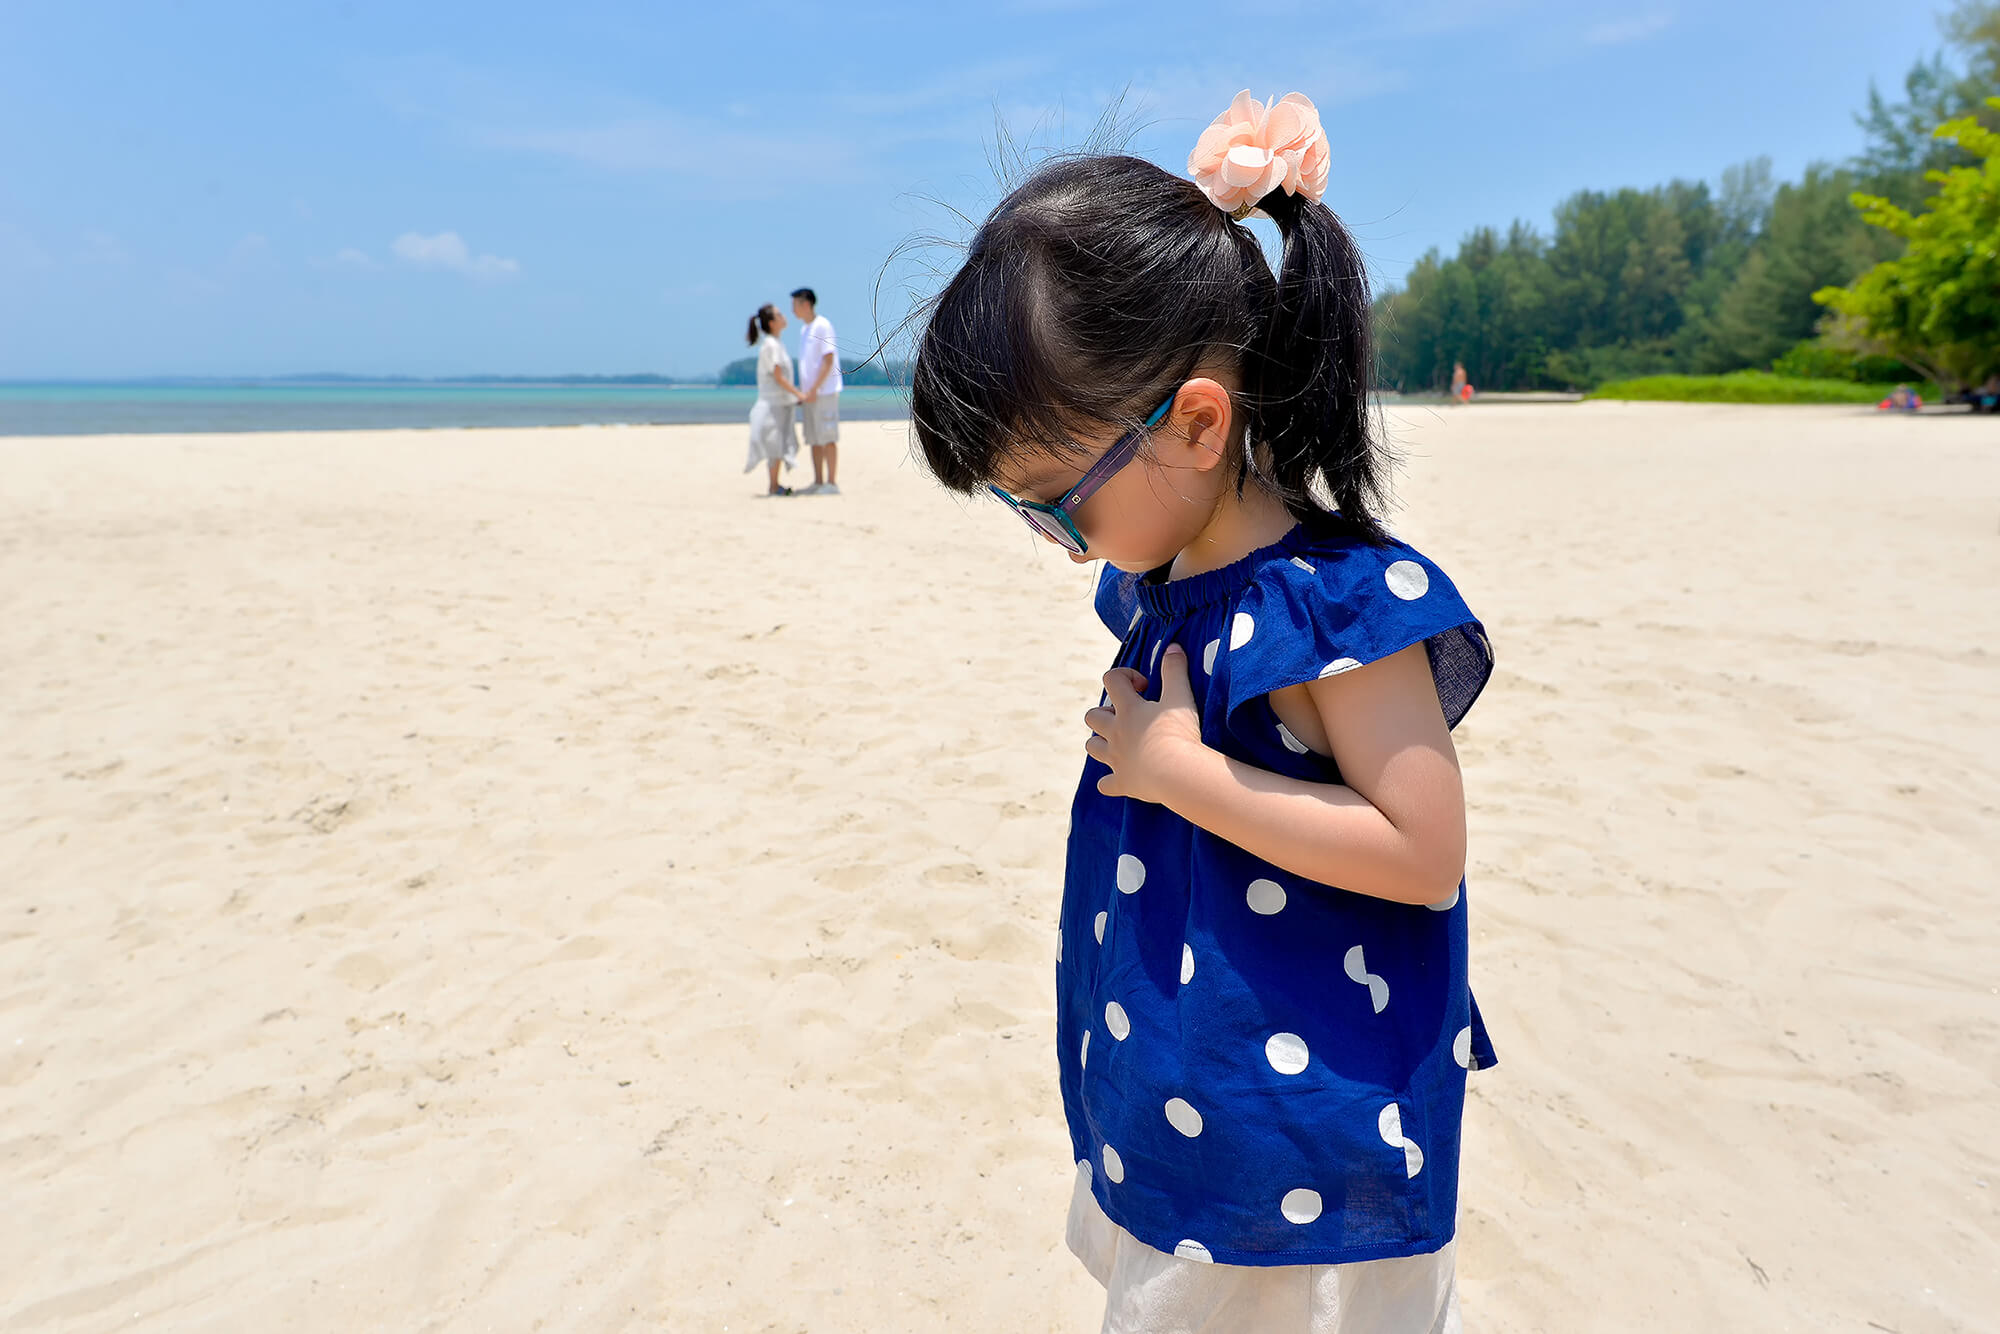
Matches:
[0,1,1950,379]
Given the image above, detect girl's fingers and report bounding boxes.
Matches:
[1083,734,1109,763]
[1083,707,1115,737]
[1156,644,1196,706]
[1101,667,1148,705]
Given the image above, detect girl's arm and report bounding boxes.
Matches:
[1085,643,1466,906]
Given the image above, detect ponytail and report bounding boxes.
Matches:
[746,314,760,345]
[1247,190,1392,542]
[909,153,1394,542]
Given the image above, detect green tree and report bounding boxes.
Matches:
[1816,99,2000,391]
[1703,166,1900,370]
[1856,1,2000,207]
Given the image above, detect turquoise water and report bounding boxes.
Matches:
[0,383,913,436]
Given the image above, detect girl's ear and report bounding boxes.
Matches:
[1164,378,1234,473]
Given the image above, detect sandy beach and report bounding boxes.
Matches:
[3,403,1996,1332]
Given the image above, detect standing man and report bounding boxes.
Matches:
[791,288,843,495]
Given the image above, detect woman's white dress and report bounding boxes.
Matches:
[744,334,799,473]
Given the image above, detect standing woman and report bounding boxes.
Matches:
[744,303,803,495]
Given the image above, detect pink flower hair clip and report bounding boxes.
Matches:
[1187,90,1330,219]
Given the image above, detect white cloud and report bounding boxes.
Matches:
[482,116,851,188]
[77,229,132,267]
[161,265,223,300]
[390,231,519,280]
[1586,11,1672,45]
[0,221,52,274]
[355,55,861,192]
[224,233,275,273]
[331,247,379,270]
[1380,0,1541,39]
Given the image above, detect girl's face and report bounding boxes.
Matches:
[993,378,1237,574]
[769,311,788,335]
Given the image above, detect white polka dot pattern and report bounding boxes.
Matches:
[1384,560,1429,600]
[1266,1032,1309,1075]
[1378,1103,1424,1178]
[1342,944,1390,1013]
[1068,533,1490,1261]
[1246,879,1286,915]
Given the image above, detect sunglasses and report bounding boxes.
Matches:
[985,393,1178,555]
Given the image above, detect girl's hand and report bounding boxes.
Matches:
[1083,645,1209,803]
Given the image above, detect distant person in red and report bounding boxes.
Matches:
[1449,361,1473,403]
[1878,384,1922,412]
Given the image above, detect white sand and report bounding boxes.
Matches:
[2,404,1996,1331]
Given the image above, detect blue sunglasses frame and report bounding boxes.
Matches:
[985,393,1179,554]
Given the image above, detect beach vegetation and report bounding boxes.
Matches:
[1812,99,2000,392]
[1586,372,1936,404]
[1855,2,2000,209]
[1374,2,2000,393]
[1768,339,1919,384]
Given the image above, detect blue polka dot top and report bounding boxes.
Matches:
[1059,518,1498,1267]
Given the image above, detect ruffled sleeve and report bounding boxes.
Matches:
[1093,563,1145,639]
[1223,534,1492,730]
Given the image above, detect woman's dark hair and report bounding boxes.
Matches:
[909,154,1391,540]
[746,303,779,346]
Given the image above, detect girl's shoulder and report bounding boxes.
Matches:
[1231,523,1492,728]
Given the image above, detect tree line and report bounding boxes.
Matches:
[716,356,911,387]
[1372,2,2000,392]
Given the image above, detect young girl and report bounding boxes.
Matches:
[909,92,1495,1332]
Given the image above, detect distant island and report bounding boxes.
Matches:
[715,356,912,388]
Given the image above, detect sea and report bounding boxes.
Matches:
[0,382,914,437]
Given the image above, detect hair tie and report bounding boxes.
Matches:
[1187,90,1330,219]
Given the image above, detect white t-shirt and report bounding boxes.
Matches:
[797,314,843,396]
[754,334,793,403]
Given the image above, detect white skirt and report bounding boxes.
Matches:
[1065,1163,1462,1334]
[744,398,798,472]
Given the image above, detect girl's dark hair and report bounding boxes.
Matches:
[909,154,1391,541]
[746,303,779,345]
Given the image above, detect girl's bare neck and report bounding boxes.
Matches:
[1169,481,1297,581]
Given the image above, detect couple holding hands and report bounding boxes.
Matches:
[744,288,843,497]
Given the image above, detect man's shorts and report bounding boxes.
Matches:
[801,394,840,446]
